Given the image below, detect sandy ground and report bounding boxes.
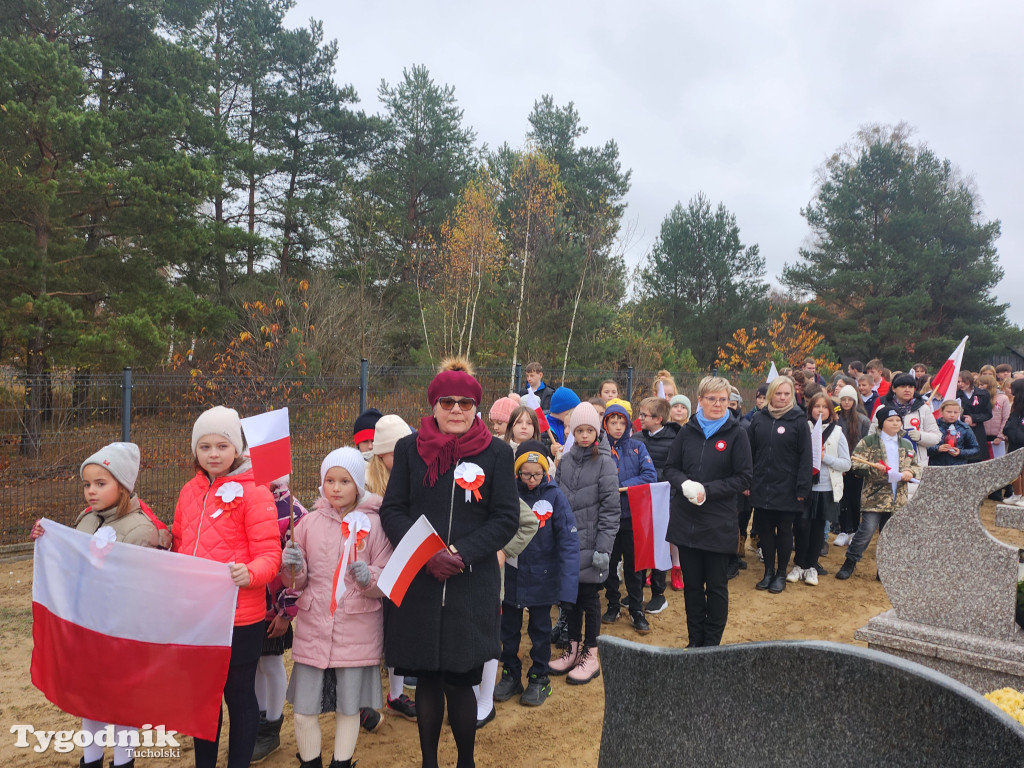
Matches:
[3,500,1021,768]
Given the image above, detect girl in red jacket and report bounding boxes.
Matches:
[172,406,282,768]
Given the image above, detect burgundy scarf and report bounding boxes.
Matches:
[417,415,494,487]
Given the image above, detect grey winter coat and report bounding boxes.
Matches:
[555,440,620,584]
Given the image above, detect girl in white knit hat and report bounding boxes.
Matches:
[280,447,394,768]
[29,441,166,768]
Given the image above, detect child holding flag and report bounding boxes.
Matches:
[173,406,282,768]
[790,393,850,586]
[30,441,163,768]
[600,403,659,633]
[928,400,980,467]
[280,447,393,768]
[836,407,922,581]
[494,441,579,707]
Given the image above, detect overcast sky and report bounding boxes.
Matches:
[288,0,1024,328]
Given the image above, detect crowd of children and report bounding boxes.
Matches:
[29,355,1024,768]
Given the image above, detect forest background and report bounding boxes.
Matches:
[2,0,1022,388]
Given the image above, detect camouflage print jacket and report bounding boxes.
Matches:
[850,432,923,514]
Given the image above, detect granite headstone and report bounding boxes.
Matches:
[855,448,1024,692]
[598,636,1024,768]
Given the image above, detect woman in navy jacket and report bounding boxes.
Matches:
[664,376,752,647]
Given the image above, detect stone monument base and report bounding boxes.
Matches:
[856,609,1024,694]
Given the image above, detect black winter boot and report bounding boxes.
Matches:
[768,573,786,593]
[552,606,569,648]
[836,558,856,580]
[251,714,284,763]
[297,754,323,768]
[80,759,103,768]
[755,567,774,590]
[106,760,133,768]
[328,759,356,768]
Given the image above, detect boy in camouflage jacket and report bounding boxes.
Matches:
[836,406,922,580]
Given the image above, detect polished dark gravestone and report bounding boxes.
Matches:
[598,636,1024,768]
[856,449,1024,692]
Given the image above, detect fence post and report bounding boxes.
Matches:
[514,362,523,393]
[121,367,132,442]
[359,358,368,413]
[626,366,634,401]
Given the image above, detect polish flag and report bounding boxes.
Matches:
[377,516,447,607]
[811,415,823,476]
[524,390,550,432]
[31,520,237,741]
[766,362,779,383]
[241,408,291,487]
[627,482,672,571]
[929,336,968,414]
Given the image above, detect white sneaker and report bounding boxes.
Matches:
[834,532,850,547]
[1011,496,1024,507]
[786,566,804,583]
[803,567,818,586]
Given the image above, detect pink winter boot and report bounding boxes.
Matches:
[549,640,581,675]
[567,645,600,685]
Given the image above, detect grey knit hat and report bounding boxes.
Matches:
[81,442,141,493]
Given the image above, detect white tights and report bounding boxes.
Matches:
[294,712,360,762]
[81,719,134,766]
[473,658,500,720]
[255,654,288,720]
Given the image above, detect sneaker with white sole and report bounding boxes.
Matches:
[803,566,818,586]
[786,566,803,583]
[834,532,850,547]
[645,594,668,614]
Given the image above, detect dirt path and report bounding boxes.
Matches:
[3,501,1019,767]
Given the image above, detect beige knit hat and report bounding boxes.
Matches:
[191,406,245,456]
[372,415,414,455]
[568,402,602,435]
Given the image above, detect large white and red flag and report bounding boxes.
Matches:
[31,520,237,740]
[241,407,292,487]
[627,482,672,571]
[524,389,551,432]
[929,336,968,414]
[377,515,447,607]
[811,415,823,476]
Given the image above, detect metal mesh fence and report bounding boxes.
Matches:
[0,366,765,545]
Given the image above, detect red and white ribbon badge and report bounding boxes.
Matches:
[532,500,553,528]
[331,510,371,613]
[212,481,245,519]
[909,417,920,429]
[454,462,485,502]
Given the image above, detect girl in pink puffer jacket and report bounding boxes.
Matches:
[281,447,393,768]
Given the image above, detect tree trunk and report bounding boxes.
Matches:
[509,208,531,391]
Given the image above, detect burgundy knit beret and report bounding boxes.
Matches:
[427,370,483,407]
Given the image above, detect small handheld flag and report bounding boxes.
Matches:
[240,408,292,488]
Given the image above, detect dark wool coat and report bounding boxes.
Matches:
[503,478,580,608]
[748,405,813,514]
[555,441,620,584]
[958,388,993,457]
[1005,412,1024,453]
[664,414,752,554]
[379,431,519,674]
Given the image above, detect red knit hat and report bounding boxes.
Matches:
[427,358,482,407]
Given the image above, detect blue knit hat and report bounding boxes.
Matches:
[548,387,581,414]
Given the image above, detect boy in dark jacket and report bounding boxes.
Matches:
[601,404,659,633]
[927,400,980,467]
[635,396,682,592]
[495,442,579,707]
[518,361,557,411]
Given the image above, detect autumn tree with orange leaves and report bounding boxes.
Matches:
[715,306,836,376]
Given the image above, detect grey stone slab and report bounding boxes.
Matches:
[996,503,1024,530]
[597,636,1024,768]
[875,449,1024,639]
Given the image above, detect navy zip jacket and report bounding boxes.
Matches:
[603,404,658,518]
[664,414,752,554]
[927,419,980,466]
[503,477,580,607]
